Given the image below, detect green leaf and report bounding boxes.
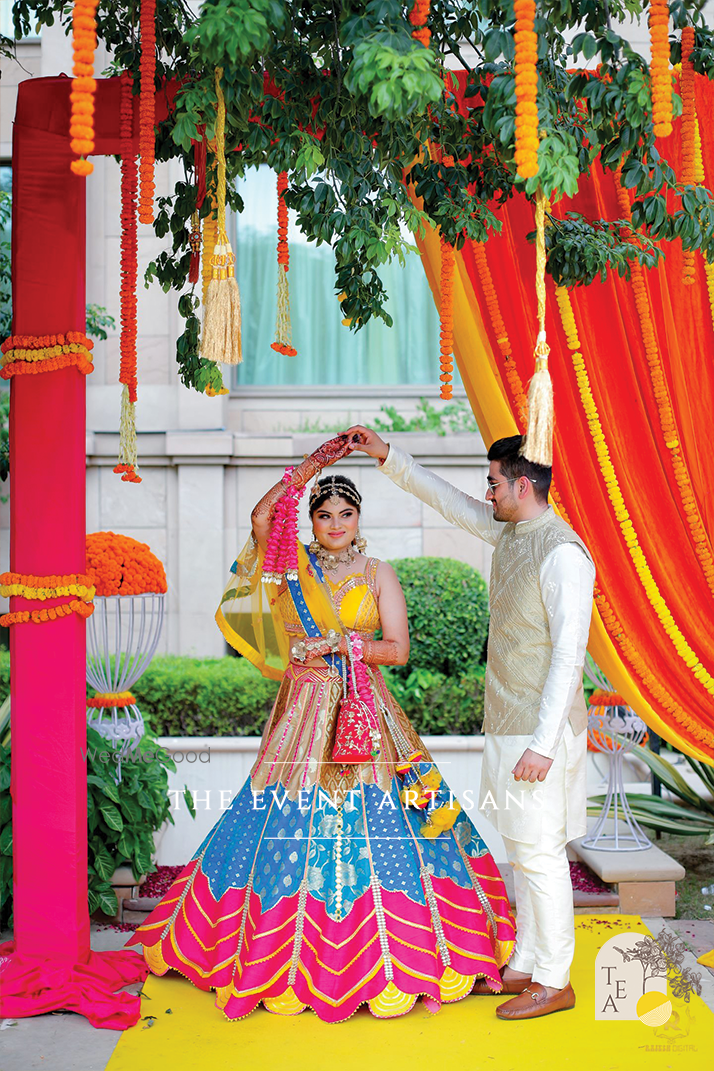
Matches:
[97,888,118,917]
[100,802,124,833]
[87,773,120,804]
[92,844,116,882]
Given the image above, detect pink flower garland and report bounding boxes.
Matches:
[261,466,304,584]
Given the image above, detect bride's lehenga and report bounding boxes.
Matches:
[127,555,516,1022]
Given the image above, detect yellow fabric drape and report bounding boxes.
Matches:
[215,538,344,682]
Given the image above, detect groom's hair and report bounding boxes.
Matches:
[487,435,552,503]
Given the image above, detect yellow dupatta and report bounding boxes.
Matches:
[215,536,344,681]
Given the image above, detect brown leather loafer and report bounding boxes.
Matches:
[496,982,576,1019]
[472,966,533,996]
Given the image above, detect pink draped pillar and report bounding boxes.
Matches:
[9,78,89,964]
[0,76,148,1030]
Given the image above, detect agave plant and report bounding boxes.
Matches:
[588,738,714,843]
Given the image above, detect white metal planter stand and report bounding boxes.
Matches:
[582,658,652,852]
[86,593,165,781]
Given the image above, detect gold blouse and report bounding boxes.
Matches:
[279,557,381,638]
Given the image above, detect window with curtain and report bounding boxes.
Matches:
[231,165,456,388]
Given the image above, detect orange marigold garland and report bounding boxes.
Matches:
[439,237,455,399]
[409,1,431,47]
[138,0,156,224]
[513,0,539,180]
[0,571,95,627]
[649,0,673,138]
[0,573,95,600]
[680,26,697,284]
[271,171,297,357]
[201,67,243,366]
[613,168,714,594]
[86,531,167,597]
[87,692,137,708]
[115,71,141,484]
[0,333,94,378]
[70,0,99,176]
[471,241,529,430]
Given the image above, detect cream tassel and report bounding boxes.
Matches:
[114,384,141,483]
[521,186,553,467]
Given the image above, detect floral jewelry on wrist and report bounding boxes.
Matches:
[290,640,308,663]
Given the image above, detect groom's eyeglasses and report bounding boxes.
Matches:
[486,477,537,492]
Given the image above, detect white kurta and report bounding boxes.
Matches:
[379,444,596,845]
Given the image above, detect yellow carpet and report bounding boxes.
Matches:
[108,917,712,1071]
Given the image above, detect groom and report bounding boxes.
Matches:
[347,426,595,1021]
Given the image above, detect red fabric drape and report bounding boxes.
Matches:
[448,72,714,760]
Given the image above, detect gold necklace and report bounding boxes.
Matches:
[313,544,355,573]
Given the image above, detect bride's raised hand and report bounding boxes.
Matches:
[291,433,354,488]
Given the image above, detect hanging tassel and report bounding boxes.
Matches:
[202,205,217,308]
[201,67,242,365]
[115,385,141,483]
[271,171,297,356]
[521,187,553,467]
[114,71,141,484]
[188,210,201,284]
[189,136,207,286]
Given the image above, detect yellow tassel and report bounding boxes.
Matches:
[200,67,242,365]
[521,187,554,467]
[201,209,218,308]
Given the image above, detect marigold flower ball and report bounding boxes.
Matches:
[86,531,167,596]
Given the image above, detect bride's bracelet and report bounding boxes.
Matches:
[290,630,341,663]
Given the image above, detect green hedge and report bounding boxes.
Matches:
[133,656,279,737]
[0,650,485,738]
[388,557,489,679]
[381,666,485,736]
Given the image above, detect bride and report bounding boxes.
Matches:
[127,435,515,1022]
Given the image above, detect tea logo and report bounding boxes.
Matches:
[595,933,667,1020]
[595,927,702,1025]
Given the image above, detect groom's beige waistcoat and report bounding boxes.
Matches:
[483,508,593,737]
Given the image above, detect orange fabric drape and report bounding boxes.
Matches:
[415,72,714,764]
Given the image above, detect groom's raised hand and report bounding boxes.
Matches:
[344,425,389,462]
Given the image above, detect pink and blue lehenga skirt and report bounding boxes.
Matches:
[127,664,516,1022]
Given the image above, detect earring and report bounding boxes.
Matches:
[353,529,367,553]
[309,535,320,555]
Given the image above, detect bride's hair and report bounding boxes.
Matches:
[308,474,362,516]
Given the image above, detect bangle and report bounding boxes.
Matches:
[290,640,308,663]
[325,629,341,653]
[377,444,389,467]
